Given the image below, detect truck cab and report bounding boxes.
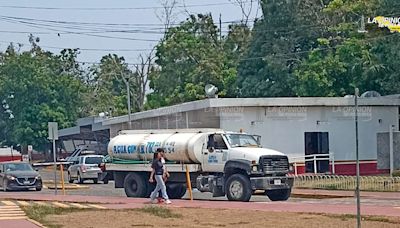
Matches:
[197,132,293,201]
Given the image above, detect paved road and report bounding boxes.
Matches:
[1,169,398,227]
[37,169,400,207]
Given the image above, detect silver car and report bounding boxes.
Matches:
[67,155,103,184]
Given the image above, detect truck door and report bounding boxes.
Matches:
[203,134,228,172]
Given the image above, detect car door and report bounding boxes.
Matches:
[70,158,81,178]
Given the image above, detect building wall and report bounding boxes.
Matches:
[220,106,399,162]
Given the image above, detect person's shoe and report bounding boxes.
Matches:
[164,200,172,204]
[150,199,158,204]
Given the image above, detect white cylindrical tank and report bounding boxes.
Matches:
[108,130,214,163]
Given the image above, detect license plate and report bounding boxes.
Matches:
[23,181,30,185]
[274,179,281,185]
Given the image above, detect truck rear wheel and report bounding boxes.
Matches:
[124,173,147,198]
[167,184,187,199]
[225,174,252,202]
[265,188,291,201]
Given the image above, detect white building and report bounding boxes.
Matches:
[59,96,400,175]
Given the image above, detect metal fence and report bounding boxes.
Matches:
[293,175,400,192]
[290,153,334,175]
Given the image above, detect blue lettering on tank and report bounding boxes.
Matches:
[127,145,135,153]
[139,145,145,154]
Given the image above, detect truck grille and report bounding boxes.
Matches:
[261,156,289,174]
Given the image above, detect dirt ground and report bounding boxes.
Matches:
[46,207,400,228]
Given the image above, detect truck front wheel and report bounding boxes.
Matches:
[124,173,147,198]
[225,174,252,202]
[265,188,291,201]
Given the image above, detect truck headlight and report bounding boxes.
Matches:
[252,165,258,172]
[35,175,41,180]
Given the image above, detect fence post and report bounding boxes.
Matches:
[294,162,298,176]
[331,152,335,174]
[313,155,317,174]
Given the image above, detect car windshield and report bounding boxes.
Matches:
[225,134,259,148]
[85,157,103,164]
[5,163,34,172]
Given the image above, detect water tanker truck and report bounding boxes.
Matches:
[102,129,294,202]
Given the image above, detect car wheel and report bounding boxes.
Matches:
[36,187,42,191]
[225,174,252,202]
[77,172,84,184]
[68,172,74,183]
[93,179,98,184]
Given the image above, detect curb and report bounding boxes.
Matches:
[26,218,47,228]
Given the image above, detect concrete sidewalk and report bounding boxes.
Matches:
[0,219,41,228]
[292,189,400,199]
[0,189,399,219]
[2,189,399,204]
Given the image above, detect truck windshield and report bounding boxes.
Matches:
[225,134,259,148]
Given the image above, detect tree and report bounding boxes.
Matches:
[0,41,86,150]
[132,49,156,111]
[294,0,400,96]
[237,0,329,97]
[147,14,242,108]
[85,54,135,116]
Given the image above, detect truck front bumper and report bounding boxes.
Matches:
[250,176,294,191]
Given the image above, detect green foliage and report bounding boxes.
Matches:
[0,43,86,150]
[84,54,137,116]
[22,204,90,228]
[147,14,250,108]
[237,0,329,97]
[295,0,400,96]
[136,206,182,218]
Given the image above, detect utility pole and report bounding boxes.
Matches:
[354,88,361,228]
[125,76,132,129]
[48,122,58,195]
[219,14,222,42]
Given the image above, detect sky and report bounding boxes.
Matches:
[0,0,260,64]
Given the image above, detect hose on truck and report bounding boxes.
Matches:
[102,155,151,164]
